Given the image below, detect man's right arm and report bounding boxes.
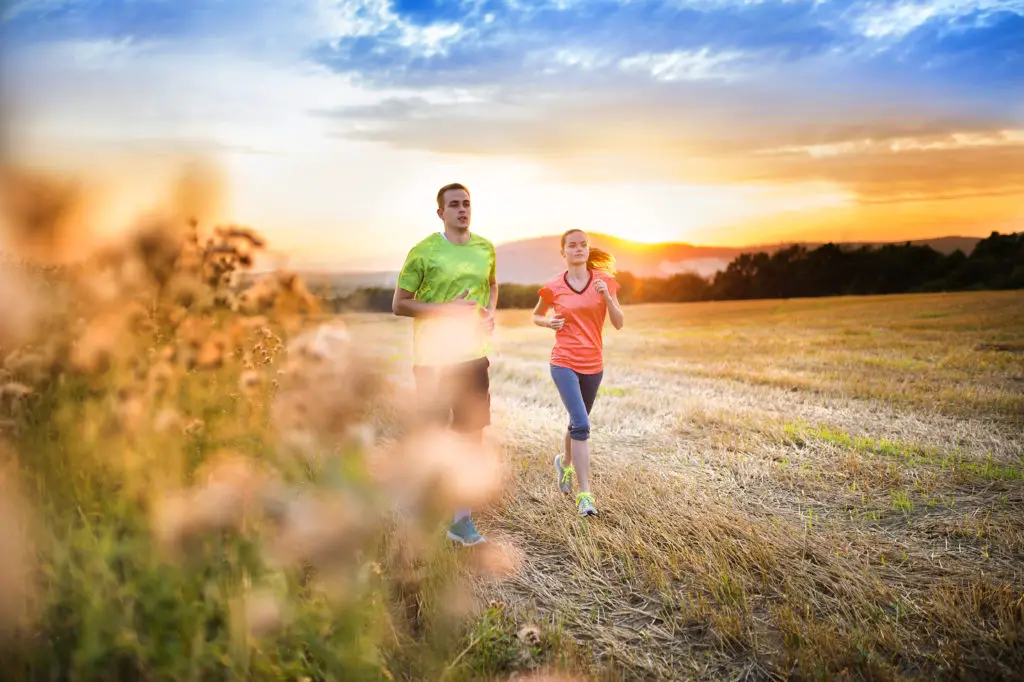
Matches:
[393,286,475,318]
[393,246,425,317]
[393,287,436,317]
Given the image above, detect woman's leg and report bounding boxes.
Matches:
[571,370,603,496]
[580,370,604,417]
[550,364,589,477]
[558,370,603,467]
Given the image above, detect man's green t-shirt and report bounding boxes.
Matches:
[397,232,497,367]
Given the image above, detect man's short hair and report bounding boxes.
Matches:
[436,183,470,209]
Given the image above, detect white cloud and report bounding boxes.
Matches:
[756,128,1024,157]
[852,0,1024,39]
[314,0,465,57]
[35,37,161,70]
[397,22,463,57]
[314,0,396,40]
[1,0,74,22]
[618,48,744,82]
[551,48,613,70]
[1,37,418,158]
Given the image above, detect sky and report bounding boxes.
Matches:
[1,0,1022,270]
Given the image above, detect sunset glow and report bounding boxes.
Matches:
[2,1,1021,271]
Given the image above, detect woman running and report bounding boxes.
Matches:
[532,229,625,517]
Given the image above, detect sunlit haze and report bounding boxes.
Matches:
[2,0,1022,271]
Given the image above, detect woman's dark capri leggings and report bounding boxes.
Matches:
[550,364,604,441]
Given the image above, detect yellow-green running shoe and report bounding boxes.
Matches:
[576,492,598,517]
[554,454,574,494]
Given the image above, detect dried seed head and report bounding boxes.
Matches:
[3,351,48,385]
[153,407,183,434]
[0,382,32,400]
[70,313,125,374]
[0,269,40,349]
[239,370,262,395]
[517,625,542,647]
[466,537,523,579]
[182,418,205,437]
[132,218,183,288]
[151,482,245,555]
[167,273,207,308]
[268,491,371,570]
[114,392,145,433]
[147,360,176,395]
[195,451,275,510]
[241,588,288,638]
[374,427,503,512]
[195,341,224,370]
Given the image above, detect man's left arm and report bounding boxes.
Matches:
[484,246,498,329]
[487,279,499,315]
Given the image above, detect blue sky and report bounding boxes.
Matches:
[2,0,1022,268]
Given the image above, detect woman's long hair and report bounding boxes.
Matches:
[561,229,616,275]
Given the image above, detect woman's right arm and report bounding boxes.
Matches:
[532,298,564,330]
[532,297,552,328]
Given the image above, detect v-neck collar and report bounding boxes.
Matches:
[563,269,593,294]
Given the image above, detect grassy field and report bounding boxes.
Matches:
[352,290,1024,681]
[1,233,1022,682]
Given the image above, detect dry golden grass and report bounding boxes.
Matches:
[340,290,1024,681]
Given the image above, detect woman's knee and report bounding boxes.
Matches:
[568,417,591,441]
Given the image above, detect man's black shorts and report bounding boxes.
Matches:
[412,356,491,432]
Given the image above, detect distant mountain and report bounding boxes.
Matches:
[248,234,986,289]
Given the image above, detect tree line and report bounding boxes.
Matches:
[315,231,1023,313]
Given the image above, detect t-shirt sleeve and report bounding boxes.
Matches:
[600,273,620,297]
[396,245,424,293]
[538,284,555,305]
[488,243,497,283]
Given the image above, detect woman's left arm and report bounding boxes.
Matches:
[594,277,624,329]
[605,292,624,330]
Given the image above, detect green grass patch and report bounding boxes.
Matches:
[781,421,942,463]
[782,421,1024,482]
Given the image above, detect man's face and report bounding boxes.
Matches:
[437,189,471,230]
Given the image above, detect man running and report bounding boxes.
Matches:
[392,182,498,546]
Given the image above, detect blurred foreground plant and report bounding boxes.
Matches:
[0,165,530,681]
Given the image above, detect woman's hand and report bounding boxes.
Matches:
[548,313,565,330]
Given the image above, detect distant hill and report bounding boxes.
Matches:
[242,234,986,290]
[493,233,984,283]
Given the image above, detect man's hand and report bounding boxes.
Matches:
[480,307,496,333]
[548,313,565,330]
[447,288,478,314]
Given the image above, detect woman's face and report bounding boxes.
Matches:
[561,231,589,266]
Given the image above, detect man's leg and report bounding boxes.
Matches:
[452,424,482,523]
[445,357,491,546]
[412,364,453,427]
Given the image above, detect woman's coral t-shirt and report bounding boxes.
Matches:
[538,270,620,374]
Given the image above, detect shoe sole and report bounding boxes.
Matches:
[447,531,486,546]
[579,509,598,517]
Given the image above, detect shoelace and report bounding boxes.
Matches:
[576,492,593,506]
[561,464,575,485]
